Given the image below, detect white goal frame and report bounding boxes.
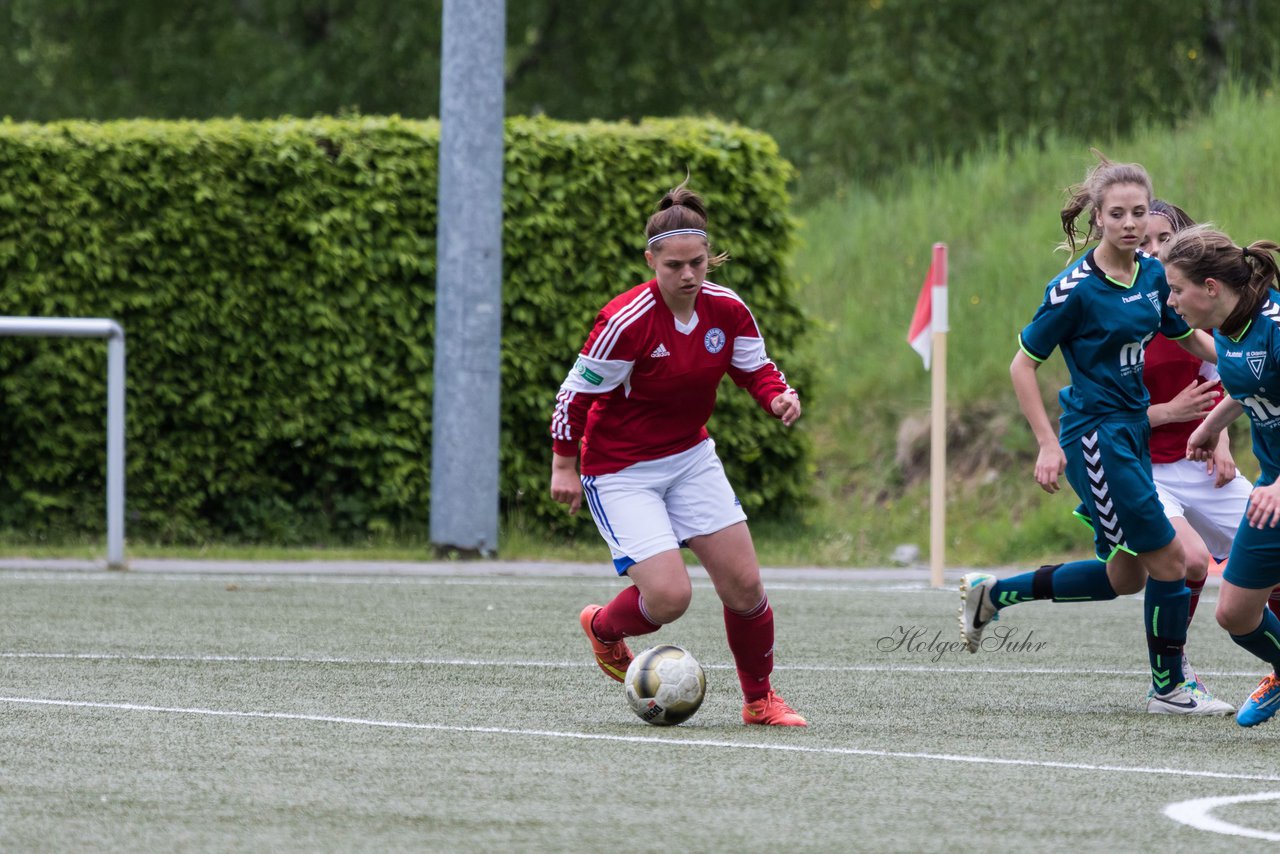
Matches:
[0,317,126,568]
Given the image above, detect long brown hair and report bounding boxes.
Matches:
[1162,224,1280,338]
[1058,149,1153,256]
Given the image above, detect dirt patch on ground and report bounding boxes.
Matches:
[895,402,1023,487]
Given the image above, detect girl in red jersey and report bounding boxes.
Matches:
[549,180,806,726]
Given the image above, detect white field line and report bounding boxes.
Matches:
[0,651,1261,678]
[0,571,945,593]
[3,694,1278,785]
[0,571,1188,603]
[1163,792,1280,841]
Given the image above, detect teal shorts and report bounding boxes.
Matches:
[1064,419,1175,561]
[1224,511,1280,589]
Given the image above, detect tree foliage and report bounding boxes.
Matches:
[3,1,1277,195]
[0,116,808,543]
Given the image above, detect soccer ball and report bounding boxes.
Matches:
[623,644,706,726]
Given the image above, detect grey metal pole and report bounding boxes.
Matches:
[106,333,126,569]
[0,317,126,568]
[431,0,506,555]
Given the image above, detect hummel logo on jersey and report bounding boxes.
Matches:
[650,343,671,358]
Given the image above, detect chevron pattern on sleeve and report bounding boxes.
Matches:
[1049,259,1092,306]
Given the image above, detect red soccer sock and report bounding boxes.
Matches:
[724,596,774,703]
[1186,575,1207,625]
[1269,587,1280,621]
[591,584,661,641]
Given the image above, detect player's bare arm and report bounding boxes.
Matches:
[1010,350,1065,494]
[550,452,582,514]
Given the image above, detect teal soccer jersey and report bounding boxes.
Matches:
[1215,293,1280,590]
[1214,293,1280,486]
[1018,249,1192,445]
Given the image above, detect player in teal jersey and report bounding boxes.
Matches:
[1138,200,1249,712]
[959,152,1225,715]
[1164,225,1280,727]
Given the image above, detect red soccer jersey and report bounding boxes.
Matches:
[550,280,793,475]
[1143,333,1222,464]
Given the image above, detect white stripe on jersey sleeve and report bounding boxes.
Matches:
[731,335,773,372]
[700,283,778,375]
[588,290,655,361]
[699,281,742,304]
[550,387,576,441]
[558,354,635,394]
[550,356,635,441]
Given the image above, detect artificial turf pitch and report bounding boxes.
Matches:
[2,566,1278,851]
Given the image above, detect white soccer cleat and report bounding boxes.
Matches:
[1147,681,1236,716]
[1180,652,1200,690]
[959,571,999,654]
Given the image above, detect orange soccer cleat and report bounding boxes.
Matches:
[579,604,633,683]
[742,690,808,727]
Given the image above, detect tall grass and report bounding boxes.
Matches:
[788,83,1280,566]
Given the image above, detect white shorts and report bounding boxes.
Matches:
[1153,458,1253,560]
[581,438,748,574]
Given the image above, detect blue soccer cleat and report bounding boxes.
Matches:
[1236,672,1280,727]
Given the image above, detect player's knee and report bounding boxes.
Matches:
[717,580,765,614]
[1181,543,1212,582]
[1141,540,1186,582]
[1111,575,1143,596]
[1215,599,1252,635]
[645,584,693,623]
[1106,563,1144,596]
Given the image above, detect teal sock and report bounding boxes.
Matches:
[1042,560,1116,602]
[989,560,1115,610]
[1229,608,1280,670]
[1146,577,1190,692]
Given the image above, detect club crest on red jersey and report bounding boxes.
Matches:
[704,328,726,354]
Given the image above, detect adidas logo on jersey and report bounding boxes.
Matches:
[650,343,671,358]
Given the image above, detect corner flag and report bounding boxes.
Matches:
[907,248,947,369]
[911,243,948,588]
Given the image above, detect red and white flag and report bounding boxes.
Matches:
[907,245,947,369]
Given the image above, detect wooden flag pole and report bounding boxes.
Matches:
[929,243,948,588]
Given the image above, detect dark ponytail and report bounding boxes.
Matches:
[644,177,729,267]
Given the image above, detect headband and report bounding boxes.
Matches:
[1149,210,1176,225]
[646,228,707,247]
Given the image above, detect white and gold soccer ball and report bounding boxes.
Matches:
[623,644,706,726]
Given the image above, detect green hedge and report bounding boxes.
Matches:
[0,115,812,545]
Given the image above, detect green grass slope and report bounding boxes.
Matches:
[785,84,1280,567]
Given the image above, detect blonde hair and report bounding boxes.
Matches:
[1058,149,1153,256]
